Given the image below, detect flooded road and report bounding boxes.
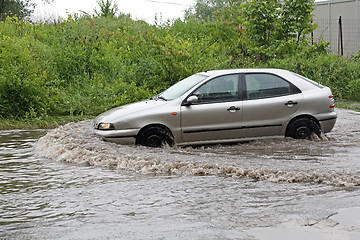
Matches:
[1,109,359,239]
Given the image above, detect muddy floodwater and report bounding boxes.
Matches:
[1,109,360,239]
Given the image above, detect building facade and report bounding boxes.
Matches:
[313,0,360,56]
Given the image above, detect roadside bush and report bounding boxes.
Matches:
[259,52,360,101]
[1,9,360,121]
[0,34,53,118]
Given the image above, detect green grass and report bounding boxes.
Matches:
[0,115,95,130]
[336,100,360,112]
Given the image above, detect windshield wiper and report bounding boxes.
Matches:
[150,95,167,101]
[157,95,167,101]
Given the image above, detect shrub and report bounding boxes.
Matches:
[0,11,359,121]
[0,34,52,118]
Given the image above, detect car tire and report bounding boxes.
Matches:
[286,118,321,140]
[139,126,174,148]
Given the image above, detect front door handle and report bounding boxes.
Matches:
[227,106,240,112]
[285,101,298,107]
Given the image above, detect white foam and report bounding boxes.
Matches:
[35,120,360,187]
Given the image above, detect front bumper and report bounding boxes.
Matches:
[93,128,139,144]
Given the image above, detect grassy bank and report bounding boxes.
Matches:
[336,101,360,113]
[0,115,94,130]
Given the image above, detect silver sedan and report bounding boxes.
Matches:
[94,69,337,147]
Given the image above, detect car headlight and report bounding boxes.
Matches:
[98,123,115,130]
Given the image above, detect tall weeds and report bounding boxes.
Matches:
[1,14,359,119]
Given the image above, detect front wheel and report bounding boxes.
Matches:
[286,118,321,140]
[137,127,174,148]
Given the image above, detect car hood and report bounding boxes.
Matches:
[94,99,170,124]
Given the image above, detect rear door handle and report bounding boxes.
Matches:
[285,101,298,106]
[227,106,240,112]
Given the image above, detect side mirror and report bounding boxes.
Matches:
[185,95,198,105]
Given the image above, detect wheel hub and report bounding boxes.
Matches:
[147,135,163,147]
[296,126,311,139]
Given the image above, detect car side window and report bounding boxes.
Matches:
[245,74,292,100]
[193,74,239,103]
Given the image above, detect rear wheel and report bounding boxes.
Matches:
[137,126,174,148]
[286,118,320,140]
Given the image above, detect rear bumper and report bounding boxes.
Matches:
[318,112,337,133]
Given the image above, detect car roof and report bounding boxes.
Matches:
[198,68,324,91]
[199,68,291,78]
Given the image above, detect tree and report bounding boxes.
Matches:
[242,0,281,51]
[241,0,317,59]
[279,0,316,43]
[185,0,238,22]
[0,0,35,21]
[94,0,118,18]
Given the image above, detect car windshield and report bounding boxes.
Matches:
[158,74,207,100]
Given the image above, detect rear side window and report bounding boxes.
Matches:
[245,73,300,100]
[292,73,324,88]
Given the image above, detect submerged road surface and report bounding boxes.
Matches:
[1,108,359,239]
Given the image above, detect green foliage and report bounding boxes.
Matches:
[257,52,360,101]
[185,0,237,22]
[0,19,53,118]
[242,0,280,50]
[241,0,317,60]
[94,0,119,18]
[0,14,230,119]
[186,0,318,62]
[0,2,359,121]
[279,0,316,42]
[0,0,35,21]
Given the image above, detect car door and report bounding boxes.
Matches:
[181,74,243,143]
[241,73,303,138]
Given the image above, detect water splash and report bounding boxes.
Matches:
[36,115,360,187]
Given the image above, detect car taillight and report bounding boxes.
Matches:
[329,95,334,108]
